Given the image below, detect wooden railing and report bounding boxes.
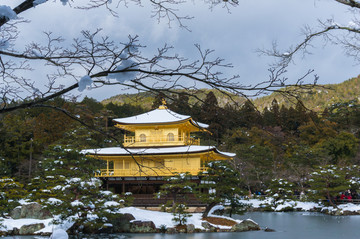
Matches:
[331,199,360,205]
[95,167,208,177]
[132,194,206,207]
[123,135,200,147]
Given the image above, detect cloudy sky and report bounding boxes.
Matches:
[4,0,359,101]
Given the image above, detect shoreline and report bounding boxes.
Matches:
[1,200,360,237]
[238,198,360,216]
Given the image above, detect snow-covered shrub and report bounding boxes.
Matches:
[26,146,126,232]
[172,203,192,226]
[266,178,297,200]
[0,177,26,216]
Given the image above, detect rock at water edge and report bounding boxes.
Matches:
[130,220,156,233]
[186,224,195,233]
[231,219,261,232]
[19,223,45,235]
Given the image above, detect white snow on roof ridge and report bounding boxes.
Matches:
[113,108,208,128]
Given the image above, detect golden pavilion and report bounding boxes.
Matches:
[83,101,235,195]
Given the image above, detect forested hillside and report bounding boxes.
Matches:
[103,75,360,112]
[254,75,360,112]
[102,89,246,109]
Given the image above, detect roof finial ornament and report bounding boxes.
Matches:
[158,98,168,109]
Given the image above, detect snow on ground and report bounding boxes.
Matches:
[0,216,74,234]
[294,201,321,211]
[339,203,360,212]
[239,198,266,208]
[239,197,360,213]
[1,218,53,232]
[274,200,296,211]
[0,206,239,234]
[118,206,241,229]
[118,207,204,229]
[239,198,322,211]
[322,203,360,213]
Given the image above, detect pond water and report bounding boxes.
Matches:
[6,212,360,239]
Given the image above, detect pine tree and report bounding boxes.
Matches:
[27,146,125,233]
[156,172,196,211]
[196,160,245,218]
[307,165,350,207]
[238,100,261,128]
[172,203,192,226]
[0,177,27,217]
[200,92,224,142]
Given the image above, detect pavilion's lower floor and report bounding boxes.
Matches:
[101,176,205,207]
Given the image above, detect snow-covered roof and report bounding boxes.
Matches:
[113,108,209,128]
[82,145,235,158]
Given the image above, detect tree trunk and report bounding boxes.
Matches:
[202,202,217,218]
[327,191,337,208]
[172,192,177,212]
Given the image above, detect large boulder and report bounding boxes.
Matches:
[10,207,22,219]
[10,203,52,219]
[110,213,135,233]
[67,213,135,234]
[9,227,20,235]
[186,224,195,233]
[19,223,45,235]
[130,220,156,233]
[0,230,7,236]
[166,227,177,234]
[231,219,261,232]
[97,213,135,234]
[201,221,218,232]
[201,221,211,230]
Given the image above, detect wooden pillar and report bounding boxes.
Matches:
[106,160,109,172]
[122,182,125,193]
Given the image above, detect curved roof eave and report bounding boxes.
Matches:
[81,146,235,158]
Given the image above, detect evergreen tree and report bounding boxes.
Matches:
[265,178,297,201]
[26,146,126,233]
[0,112,35,177]
[200,92,225,142]
[81,97,104,114]
[318,132,358,164]
[233,142,274,191]
[238,100,261,128]
[168,93,192,116]
[308,165,350,207]
[259,99,280,127]
[196,160,245,218]
[0,177,27,217]
[156,172,196,211]
[172,203,192,226]
[105,102,146,118]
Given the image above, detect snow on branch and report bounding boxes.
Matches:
[0,6,17,21]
